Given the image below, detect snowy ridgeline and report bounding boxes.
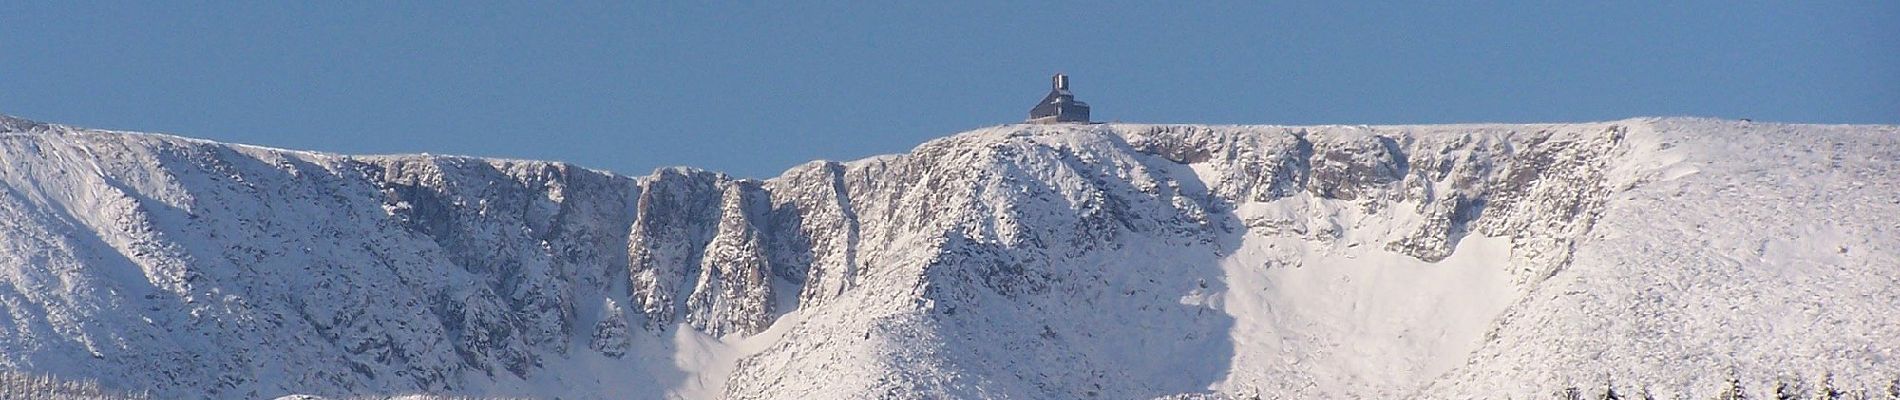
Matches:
[0,114,1896,399]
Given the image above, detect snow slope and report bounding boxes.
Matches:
[0,114,1895,399]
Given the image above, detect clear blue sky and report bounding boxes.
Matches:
[4,2,1895,178]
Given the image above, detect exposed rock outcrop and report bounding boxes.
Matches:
[2,117,1894,399]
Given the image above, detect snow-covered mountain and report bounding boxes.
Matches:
[0,114,1894,399]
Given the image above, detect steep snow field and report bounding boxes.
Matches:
[1426,120,1900,399]
[0,114,1894,399]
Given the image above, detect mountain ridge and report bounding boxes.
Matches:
[0,114,1894,399]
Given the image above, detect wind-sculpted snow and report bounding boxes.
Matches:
[0,115,1895,399]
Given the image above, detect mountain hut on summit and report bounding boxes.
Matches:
[1027,73,1091,124]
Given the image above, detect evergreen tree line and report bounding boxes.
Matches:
[1553,373,1900,400]
[0,370,150,400]
[0,370,546,400]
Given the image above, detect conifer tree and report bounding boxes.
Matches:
[1719,375,1749,400]
[1777,374,1810,400]
[1558,386,1583,400]
[1597,379,1623,400]
[1812,371,1841,400]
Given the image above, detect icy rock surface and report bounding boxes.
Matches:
[0,116,1894,399]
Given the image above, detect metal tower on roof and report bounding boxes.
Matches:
[1027,73,1090,124]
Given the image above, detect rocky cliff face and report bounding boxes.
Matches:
[719,122,1641,398]
[0,115,1894,399]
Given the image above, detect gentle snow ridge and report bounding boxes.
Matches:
[0,115,1895,399]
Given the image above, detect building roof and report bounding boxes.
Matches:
[1029,73,1090,123]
